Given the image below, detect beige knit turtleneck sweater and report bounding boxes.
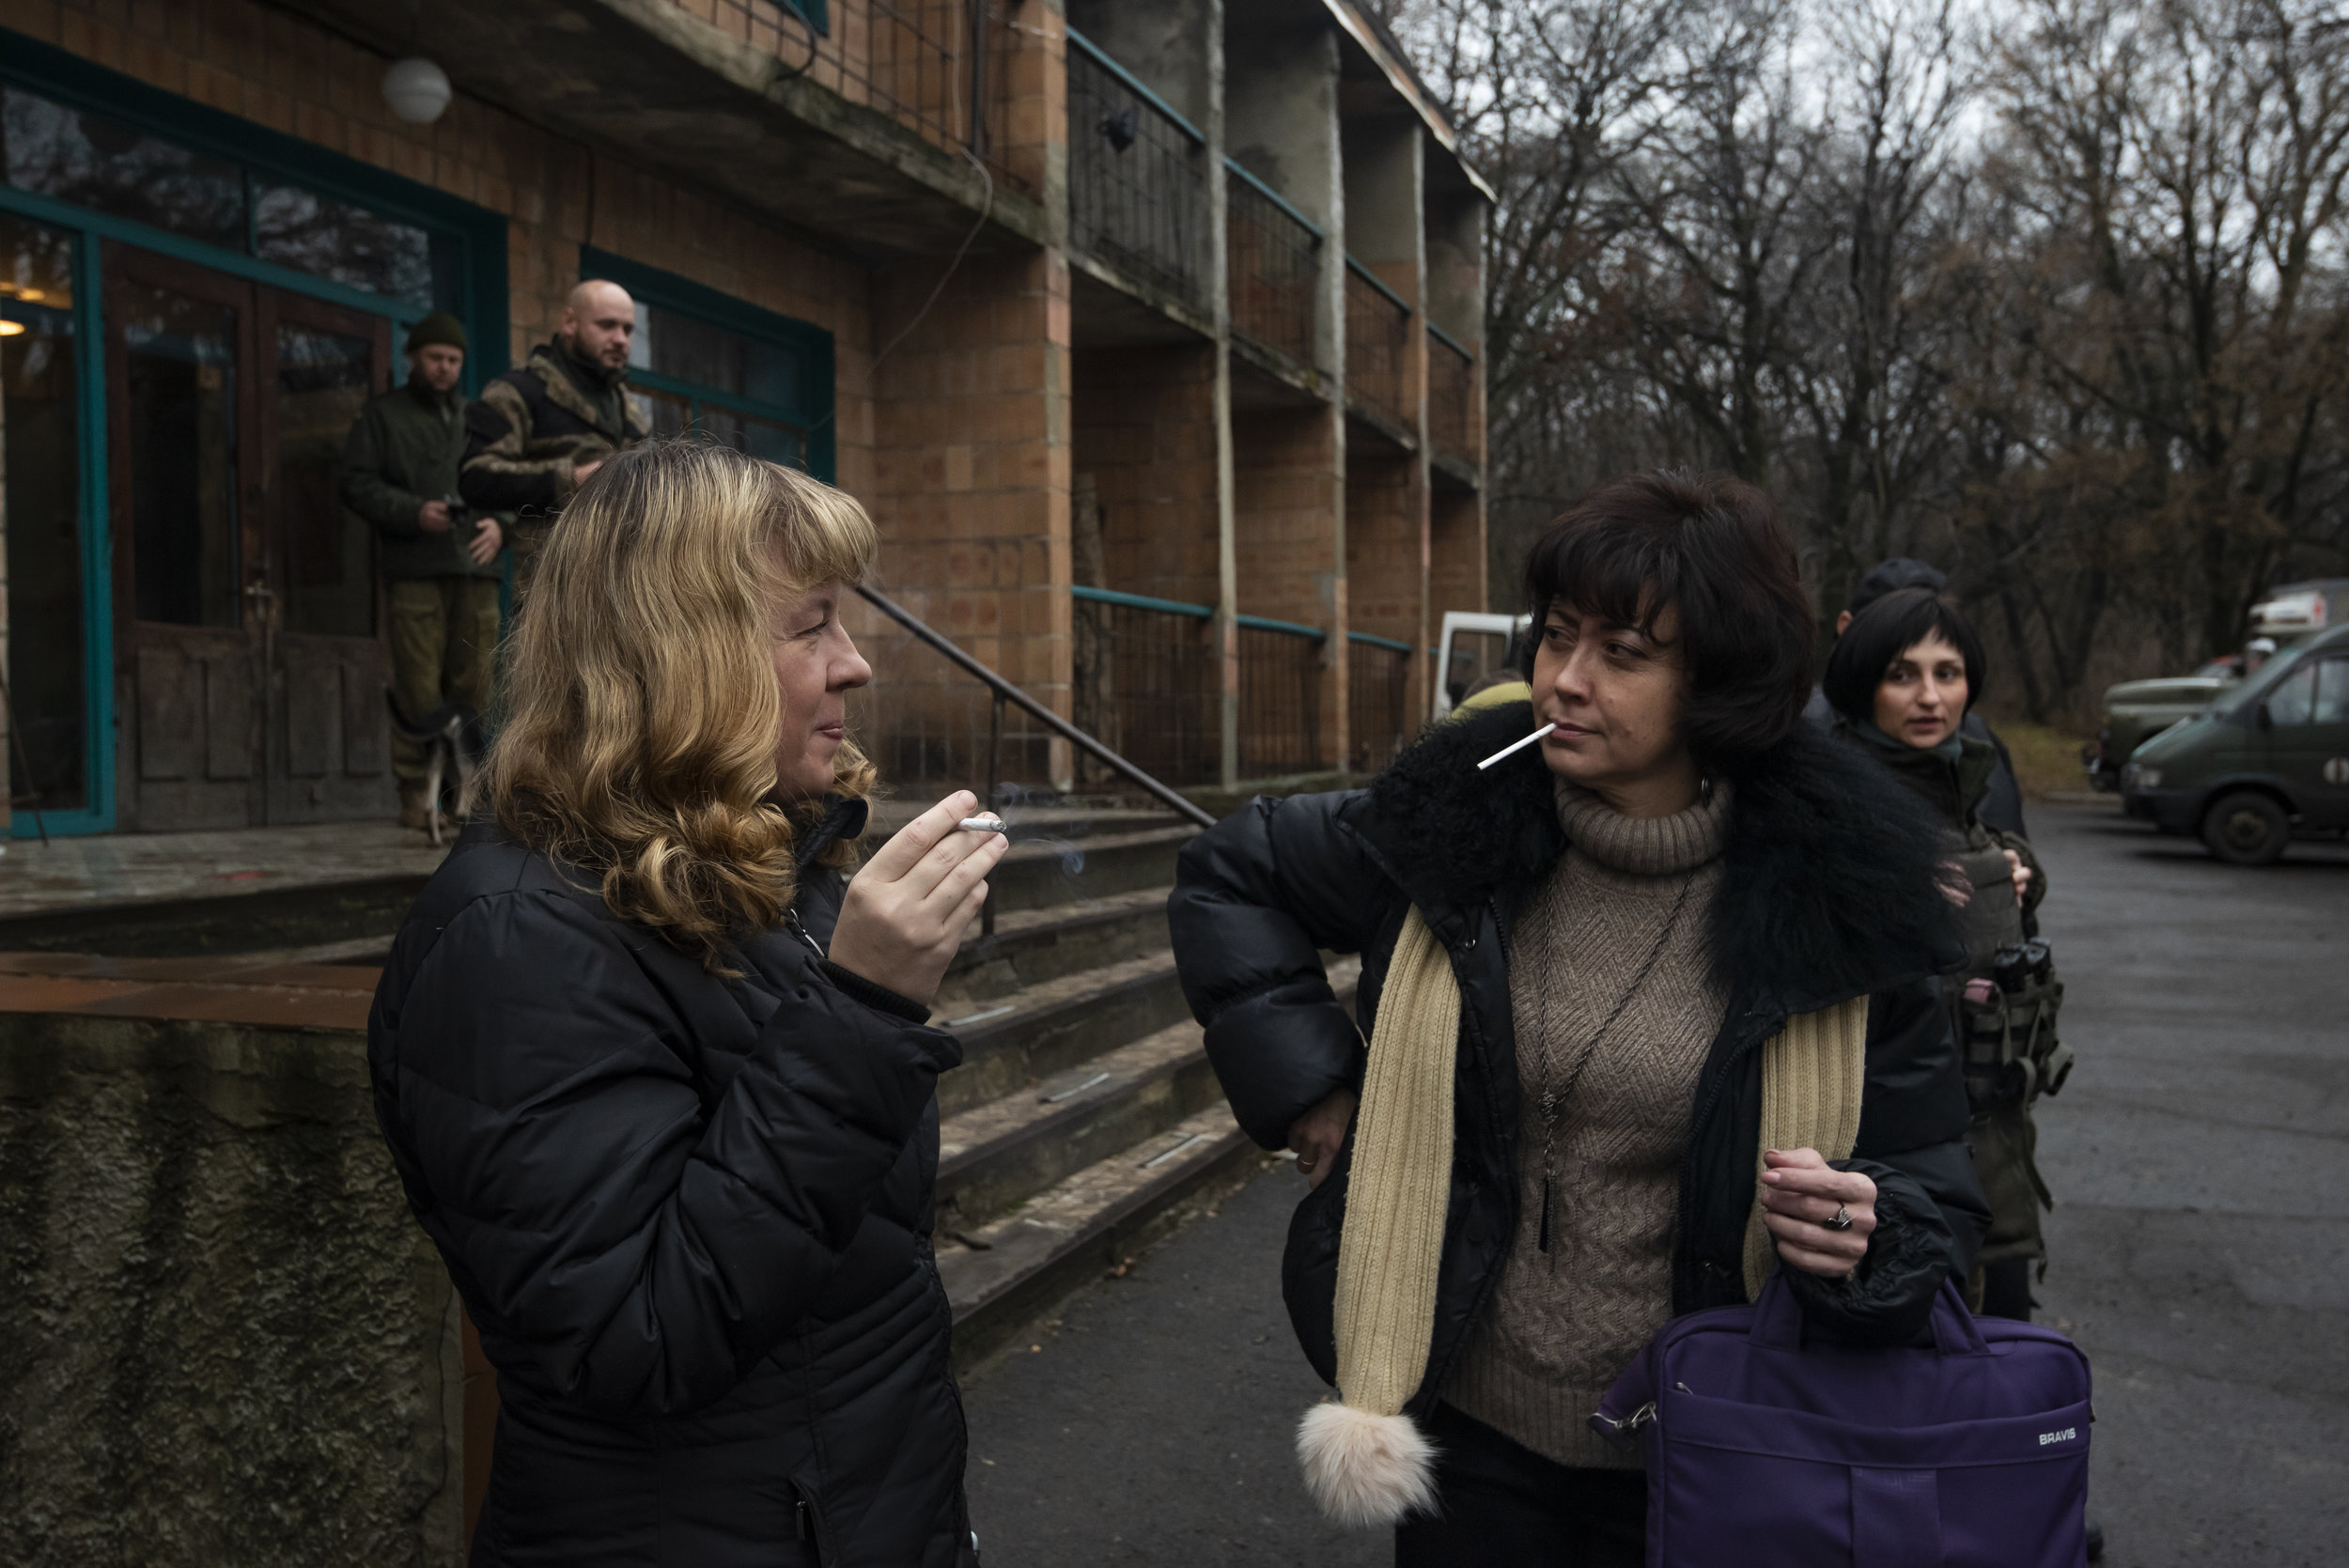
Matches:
[1441,777,1732,1469]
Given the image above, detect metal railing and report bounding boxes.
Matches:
[1237,617,1324,777]
[1427,324,1475,461]
[1346,632,1412,774]
[1226,162,1321,368]
[1066,28,1210,310]
[1071,586,1220,787]
[858,585,1216,837]
[1345,256,1414,432]
[682,0,1029,193]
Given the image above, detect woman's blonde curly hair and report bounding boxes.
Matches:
[488,440,879,962]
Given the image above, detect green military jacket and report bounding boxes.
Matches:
[338,375,502,580]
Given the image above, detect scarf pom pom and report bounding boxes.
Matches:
[1297,1402,1439,1527]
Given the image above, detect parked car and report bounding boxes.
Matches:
[2121,622,2349,864]
[2084,577,2349,789]
[1431,611,1532,720]
[2084,665,2241,791]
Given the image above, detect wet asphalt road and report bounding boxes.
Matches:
[2029,802,2348,1567]
[959,801,2348,1567]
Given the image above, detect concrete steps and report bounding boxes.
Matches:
[0,799,1332,1368]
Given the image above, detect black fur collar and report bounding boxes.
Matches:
[1359,701,1962,1010]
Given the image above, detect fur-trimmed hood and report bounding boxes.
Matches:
[1356,700,1962,1014]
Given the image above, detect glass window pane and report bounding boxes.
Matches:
[644,304,745,396]
[742,337,802,415]
[1,86,245,253]
[2314,659,2349,725]
[2268,664,2317,726]
[254,182,447,312]
[631,384,693,441]
[2,214,86,812]
[118,283,241,628]
[277,324,377,636]
[692,404,806,467]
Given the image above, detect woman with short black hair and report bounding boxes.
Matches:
[1170,473,1989,1564]
[1823,587,2052,1322]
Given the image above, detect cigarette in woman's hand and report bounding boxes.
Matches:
[1476,723,1556,771]
[958,812,1008,833]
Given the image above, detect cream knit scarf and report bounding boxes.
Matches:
[1297,908,1869,1527]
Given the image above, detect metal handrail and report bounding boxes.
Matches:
[856,583,1217,830]
[1345,255,1414,316]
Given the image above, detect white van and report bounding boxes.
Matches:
[1431,611,1533,722]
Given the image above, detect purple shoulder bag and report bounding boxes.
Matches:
[1592,1277,2092,1567]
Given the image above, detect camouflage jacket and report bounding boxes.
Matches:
[459,340,648,520]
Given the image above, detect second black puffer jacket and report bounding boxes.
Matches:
[368,800,977,1567]
[1168,703,1993,1408]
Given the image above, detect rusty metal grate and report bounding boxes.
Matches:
[1426,325,1475,461]
[1227,163,1321,369]
[1346,633,1412,773]
[1066,29,1210,310]
[1345,256,1413,433]
[678,0,1030,193]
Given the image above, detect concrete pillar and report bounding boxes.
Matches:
[1340,115,1434,724]
[1225,22,1347,777]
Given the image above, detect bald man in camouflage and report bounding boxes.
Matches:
[459,279,651,588]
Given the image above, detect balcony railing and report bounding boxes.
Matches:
[1345,256,1413,433]
[1346,632,1413,773]
[1227,162,1321,369]
[1070,586,1220,787]
[1067,30,1210,311]
[1237,616,1325,777]
[682,0,1030,193]
[1427,325,1475,462]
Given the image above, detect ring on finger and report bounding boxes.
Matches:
[1823,1203,1854,1232]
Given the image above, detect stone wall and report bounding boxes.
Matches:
[0,1014,459,1567]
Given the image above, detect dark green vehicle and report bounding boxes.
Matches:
[2122,623,2349,864]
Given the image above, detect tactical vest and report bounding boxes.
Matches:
[1949,843,2072,1111]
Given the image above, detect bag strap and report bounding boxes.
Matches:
[1749,1274,1989,1356]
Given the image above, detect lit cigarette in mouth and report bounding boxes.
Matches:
[1475,723,1556,771]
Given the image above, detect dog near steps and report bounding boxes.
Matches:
[387,696,486,846]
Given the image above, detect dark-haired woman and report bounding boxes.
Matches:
[1169,474,1988,1563]
[1822,587,2051,1323]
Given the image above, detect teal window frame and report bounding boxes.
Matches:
[2,28,510,837]
[581,246,835,484]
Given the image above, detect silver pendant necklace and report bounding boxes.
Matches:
[1532,869,1700,1258]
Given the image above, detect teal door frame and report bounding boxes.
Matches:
[2,29,508,837]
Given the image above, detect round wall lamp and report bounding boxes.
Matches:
[382,57,453,125]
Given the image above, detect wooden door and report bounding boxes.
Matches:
[106,244,265,831]
[259,289,395,824]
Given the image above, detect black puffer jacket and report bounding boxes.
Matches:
[1168,702,1992,1405]
[368,800,976,1567]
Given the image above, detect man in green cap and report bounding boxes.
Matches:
[339,311,504,832]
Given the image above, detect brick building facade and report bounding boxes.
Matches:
[0,0,1487,835]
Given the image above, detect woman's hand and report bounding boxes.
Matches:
[1287,1087,1358,1189]
[2000,846,2032,905]
[828,791,1007,1008]
[1759,1147,1876,1280]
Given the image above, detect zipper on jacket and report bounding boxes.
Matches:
[785,908,826,962]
